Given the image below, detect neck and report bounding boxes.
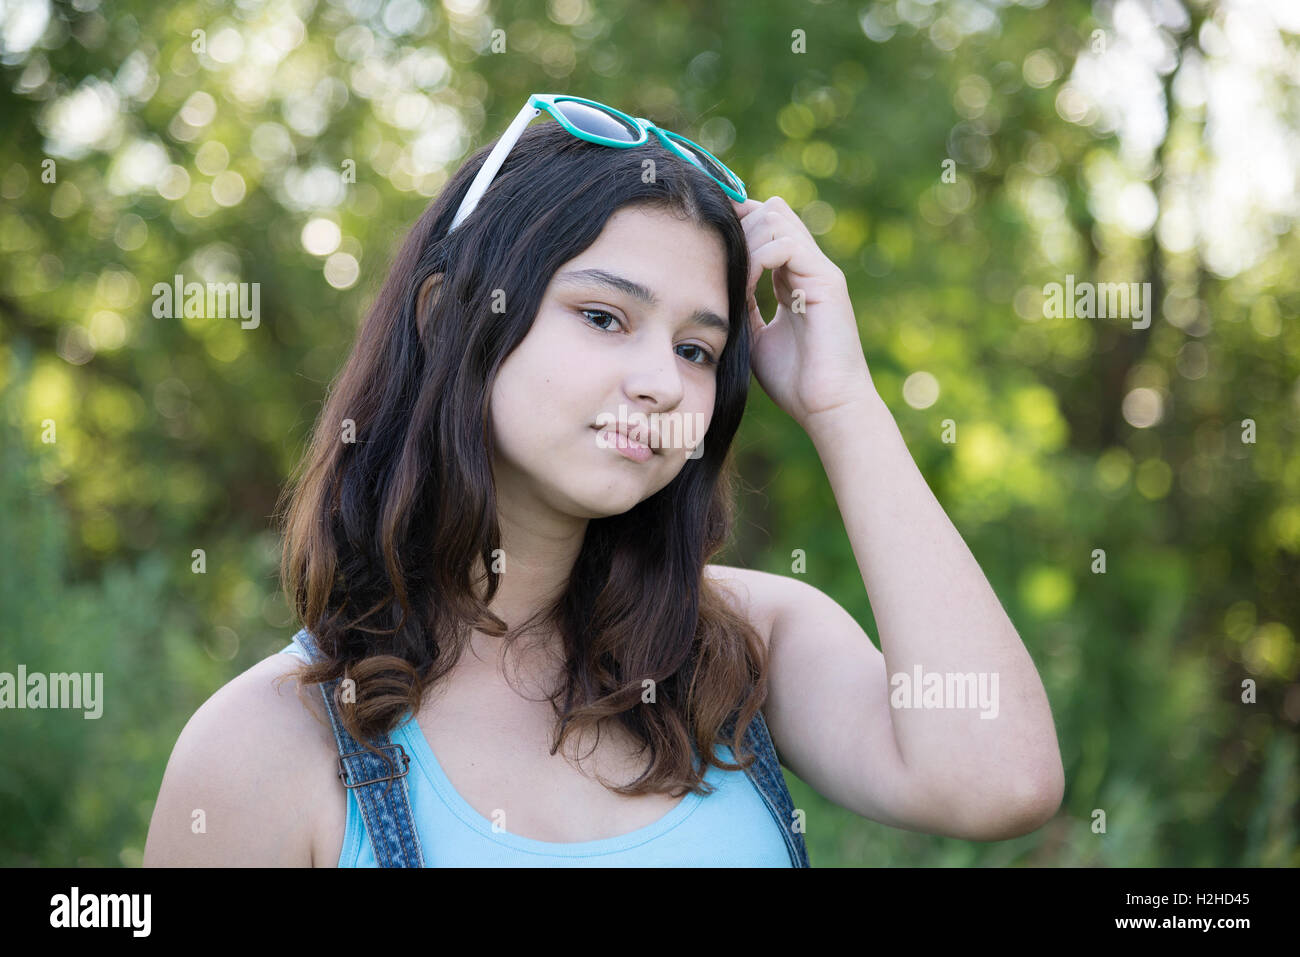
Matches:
[468,501,587,647]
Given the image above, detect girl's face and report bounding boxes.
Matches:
[489,204,732,520]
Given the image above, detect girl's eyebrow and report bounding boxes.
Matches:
[554,268,730,337]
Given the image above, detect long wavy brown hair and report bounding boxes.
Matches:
[274,116,768,797]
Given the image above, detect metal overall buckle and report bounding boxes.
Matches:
[337,742,411,788]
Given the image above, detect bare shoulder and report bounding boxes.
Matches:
[143,648,341,867]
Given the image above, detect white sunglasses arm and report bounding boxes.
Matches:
[448,101,542,234]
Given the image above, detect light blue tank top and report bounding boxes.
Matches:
[279,641,793,866]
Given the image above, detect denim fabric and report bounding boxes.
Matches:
[290,628,424,866]
[286,627,810,867]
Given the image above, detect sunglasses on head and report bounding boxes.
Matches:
[448,93,747,234]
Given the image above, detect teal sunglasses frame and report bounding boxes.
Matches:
[448,93,747,233]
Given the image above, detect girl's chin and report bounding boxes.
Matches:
[568,484,649,516]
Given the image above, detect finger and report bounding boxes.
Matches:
[730,197,762,220]
[737,206,773,252]
[738,210,778,292]
[745,288,765,340]
[760,196,817,245]
[740,200,818,283]
[746,234,795,295]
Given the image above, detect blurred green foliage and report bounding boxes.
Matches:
[1,0,1296,866]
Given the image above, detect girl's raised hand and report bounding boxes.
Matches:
[730,196,875,429]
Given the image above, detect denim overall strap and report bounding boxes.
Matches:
[722,707,811,868]
[290,629,426,868]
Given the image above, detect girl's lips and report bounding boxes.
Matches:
[593,427,654,463]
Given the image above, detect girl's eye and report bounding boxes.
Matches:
[676,343,717,366]
[578,309,718,367]
[578,308,620,332]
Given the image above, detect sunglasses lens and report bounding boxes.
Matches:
[553,99,641,142]
[663,133,739,189]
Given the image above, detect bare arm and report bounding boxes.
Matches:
[801,390,1064,833]
[727,194,1062,840]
